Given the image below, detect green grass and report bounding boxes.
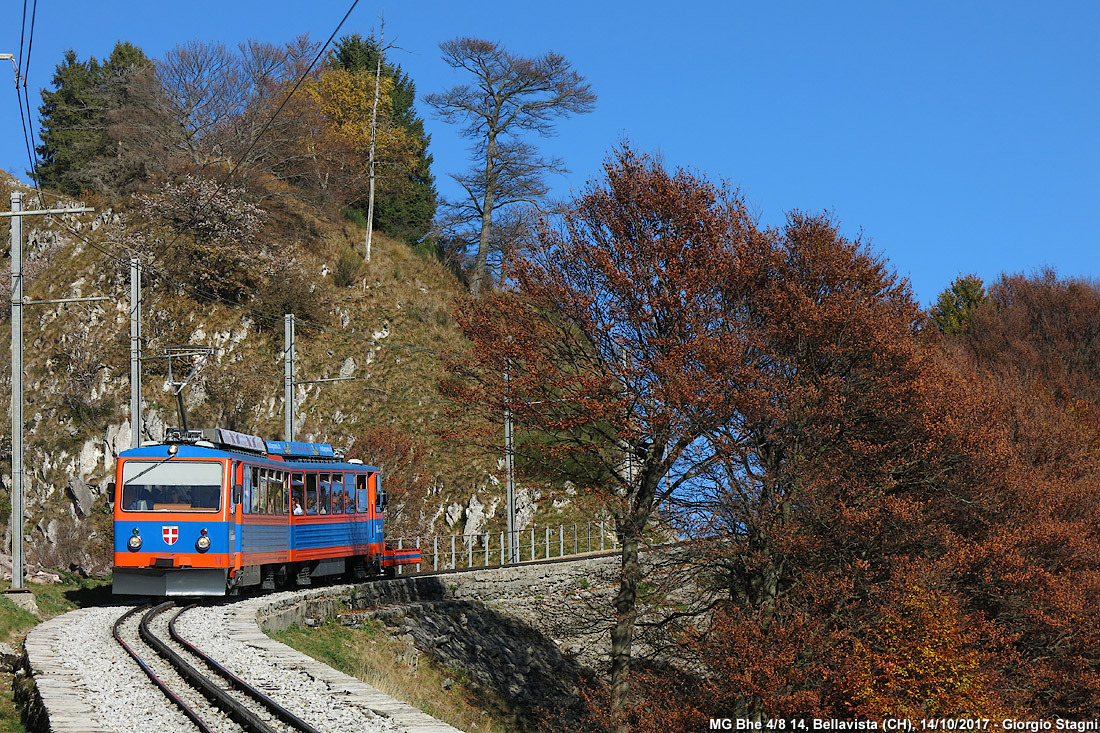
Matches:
[0,574,112,733]
[272,619,512,733]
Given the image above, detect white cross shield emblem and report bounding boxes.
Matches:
[162,526,179,545]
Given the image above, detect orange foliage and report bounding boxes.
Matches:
[346,426,432,537]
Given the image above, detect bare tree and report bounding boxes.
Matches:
[425,38,595,296]
[114,38,321,182]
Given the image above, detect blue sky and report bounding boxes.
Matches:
[1,1,1096,306]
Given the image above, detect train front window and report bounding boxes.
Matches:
[121,461,224,512]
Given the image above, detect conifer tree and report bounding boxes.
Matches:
[35,42,150,196]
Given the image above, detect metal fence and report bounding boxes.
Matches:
[390,520,618,575]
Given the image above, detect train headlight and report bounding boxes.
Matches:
[127,529,142,552]
[195,529,211,553]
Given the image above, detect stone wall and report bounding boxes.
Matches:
[255,554,624,731]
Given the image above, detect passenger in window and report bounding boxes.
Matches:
[128,489,150,511]
[293,501,304,515]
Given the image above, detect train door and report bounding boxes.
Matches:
[369,472,385,549]
[230,462,243,568]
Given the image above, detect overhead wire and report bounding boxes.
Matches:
[14,0,40,186]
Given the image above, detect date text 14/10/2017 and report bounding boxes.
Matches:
[706,721,1100,732]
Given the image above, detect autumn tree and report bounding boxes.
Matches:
[302,66,418,208]
[838,586,1005,718]
[446,147,765,722]
[445,145,983,726]
[934,271,1100,715]
[426,38,595,295]
[346,426,432,537]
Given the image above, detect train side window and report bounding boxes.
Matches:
[259,469,270,515]
[251,467,261,513]
[331,473,343,514]
[356,475,369,513]
[268,470,278,515]
[281,472,289,515]
[265,470,275,515]
[241,466,251,514]
[291,473,305,515]
[344,473,355,514]
[269,471,279,515]
[305,473,318,514]
[319,473,331,515]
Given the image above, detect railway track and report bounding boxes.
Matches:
[112,602,322,733]
[31,553,624,731]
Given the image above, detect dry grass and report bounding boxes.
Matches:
[271,618,512,733]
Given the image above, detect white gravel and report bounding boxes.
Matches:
[26,598,456,733]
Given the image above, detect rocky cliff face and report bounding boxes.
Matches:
[0,175,596,576]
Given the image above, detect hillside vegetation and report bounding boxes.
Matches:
[0,169,521,573]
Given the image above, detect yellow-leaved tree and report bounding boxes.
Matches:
[839,586,1009,719]
[307,68,418,200]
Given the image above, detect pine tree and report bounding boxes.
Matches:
[930,274,987,335]
[34,50,107,195]
[34,42,150,197]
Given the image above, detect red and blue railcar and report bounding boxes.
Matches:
[112,428,420,596]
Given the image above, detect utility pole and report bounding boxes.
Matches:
[284,313,295,441]
[130,259,142,449]
[3,191,95,590]
[504,369,517,563]
[9,191,23,591]
[283,312,354,443]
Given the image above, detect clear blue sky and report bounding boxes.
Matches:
[2,1,1096,306]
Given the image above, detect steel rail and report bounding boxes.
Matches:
[112,603,218,733]
[168,604,323,733]
[139,602,284,733]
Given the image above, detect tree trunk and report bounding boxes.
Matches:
[471,132,497,297]
[610,528,640,730]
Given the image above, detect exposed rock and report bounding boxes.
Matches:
[28,569,61,584]
[339,357,356,379]
[104,420,131,466]
[77,440,101,476]
[66,477,95,517]
[445,502,463,528]
[44,519,61,545]
[143,409,166,442]
[462,494,498,543]
[515,486,541,532]
[0,642,20,672]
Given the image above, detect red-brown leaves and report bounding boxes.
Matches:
[444,148,1100,724]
